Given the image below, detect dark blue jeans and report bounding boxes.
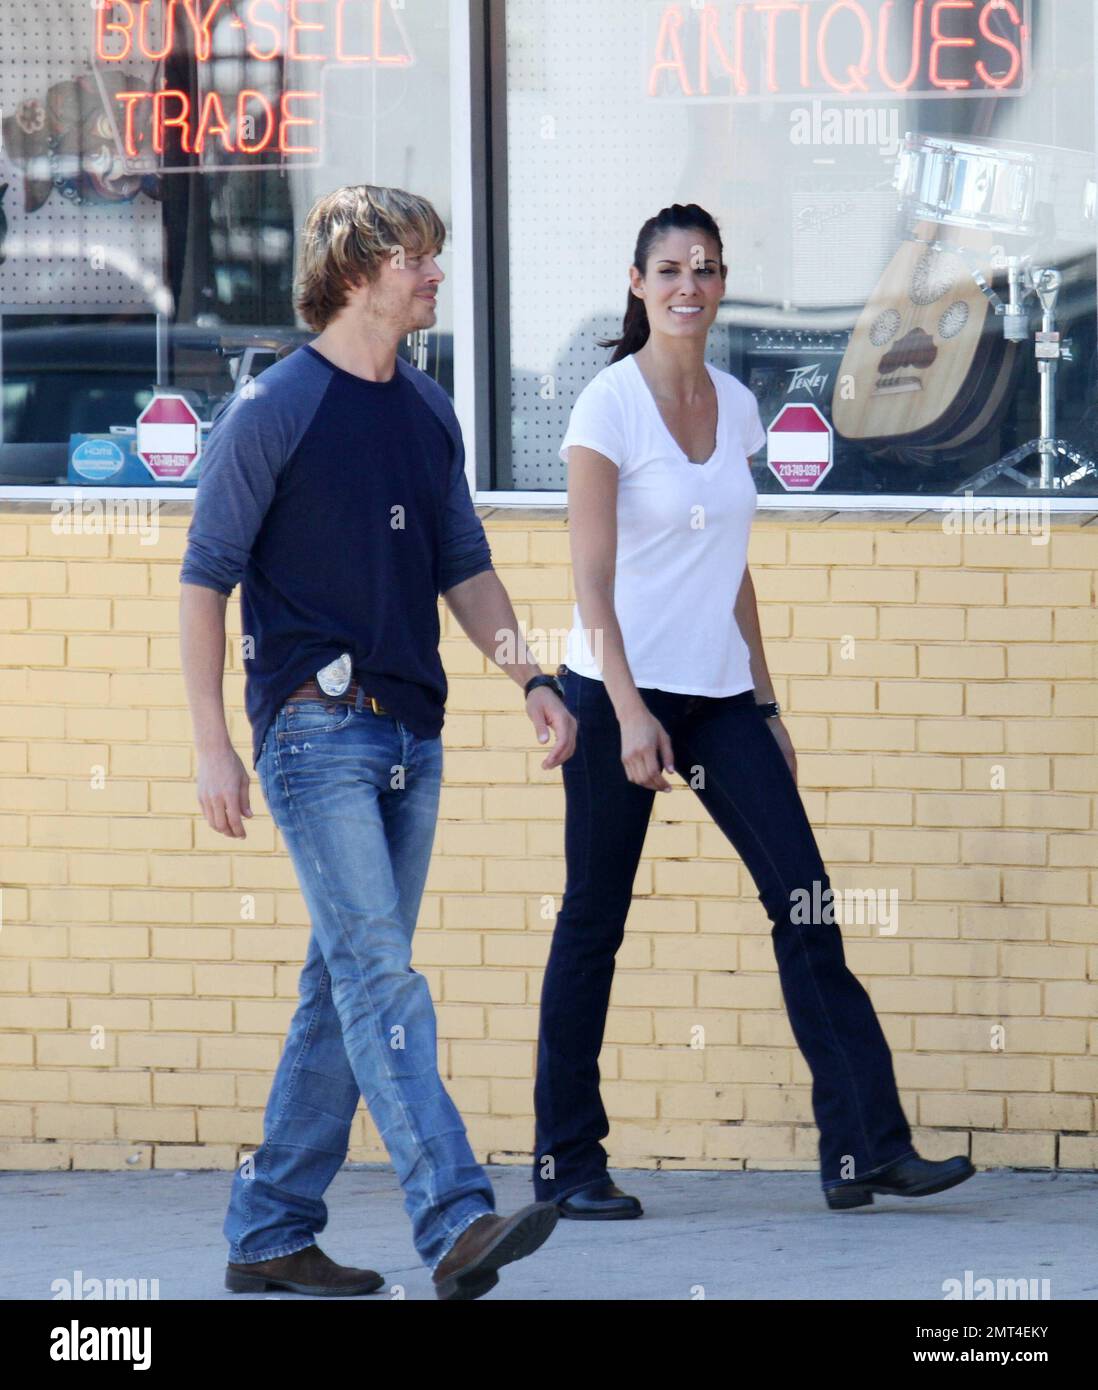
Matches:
[532,666,915,1201]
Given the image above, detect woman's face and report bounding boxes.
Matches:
[630,227,725,341]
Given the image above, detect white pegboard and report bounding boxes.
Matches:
[506,0,711,491]
[0,0,162,308]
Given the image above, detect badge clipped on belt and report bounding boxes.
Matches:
[316,652,353,696]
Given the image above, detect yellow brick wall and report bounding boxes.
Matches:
[1,506,1096,1174]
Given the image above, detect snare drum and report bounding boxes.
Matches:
[894,132,1097,251]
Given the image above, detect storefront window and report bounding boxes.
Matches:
[0,0,455,490]
[497,0,1098,502]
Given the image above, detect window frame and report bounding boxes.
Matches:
[0,1,486,508]
[474,0,1098,515]
[2,1,1096,518]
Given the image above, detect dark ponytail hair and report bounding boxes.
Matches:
[598,203,726,364]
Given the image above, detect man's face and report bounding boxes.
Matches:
[348,242,444,336]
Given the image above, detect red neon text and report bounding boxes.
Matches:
[115,88,320,155]
[95,0,411,66]
[649,0,1028,98]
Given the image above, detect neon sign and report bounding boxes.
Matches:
[95,0,414,163]
[647,0,1030,101]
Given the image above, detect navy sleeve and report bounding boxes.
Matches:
[179,370,323,595]
[438,416,493,595]
[396,360,493,595]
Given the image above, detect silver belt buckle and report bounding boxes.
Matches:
[316,652,353,697]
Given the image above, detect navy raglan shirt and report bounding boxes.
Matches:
[179,343,494,769]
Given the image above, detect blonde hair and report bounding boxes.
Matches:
[294,185,447,332]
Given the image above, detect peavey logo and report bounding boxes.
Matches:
[786,364,829,397]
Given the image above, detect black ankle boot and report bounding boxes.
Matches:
[557,1179,643,1220]
[825,1153,975,1210]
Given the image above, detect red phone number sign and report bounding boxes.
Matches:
[648,0,1029,100]
[96,0,413,161]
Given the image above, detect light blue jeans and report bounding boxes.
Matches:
[223,693,494,1271]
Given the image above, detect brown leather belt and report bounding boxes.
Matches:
[286,676,387,715]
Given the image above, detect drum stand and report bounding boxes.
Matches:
[957,256,1097,492]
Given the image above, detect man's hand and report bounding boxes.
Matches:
[197,743,254,838]
[442,571,580,768]
[526,686,577,770]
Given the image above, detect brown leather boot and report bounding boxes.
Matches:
[225,1244,384,1296]
[432,1203,559,1301]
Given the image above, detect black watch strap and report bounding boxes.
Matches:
[524,673,564,700]
[756,700,781,719]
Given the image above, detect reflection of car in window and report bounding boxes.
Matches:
[0,322,456,485]
[0,322,312,484]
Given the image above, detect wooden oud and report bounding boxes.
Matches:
[832,219,1016,448]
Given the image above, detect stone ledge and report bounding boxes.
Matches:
[3,496,1096,530]
[472,505,1098,530]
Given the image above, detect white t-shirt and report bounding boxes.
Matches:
[560,352,766,695]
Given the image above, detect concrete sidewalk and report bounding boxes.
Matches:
[2,1165,1094,1301]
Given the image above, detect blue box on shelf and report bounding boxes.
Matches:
[67,426,211,486]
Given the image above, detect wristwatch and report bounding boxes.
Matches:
[524,673,565,701]
[756,699,782,720]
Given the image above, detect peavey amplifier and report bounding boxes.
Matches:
[741,326,850,446]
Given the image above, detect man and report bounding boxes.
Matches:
[179,184,576,1300]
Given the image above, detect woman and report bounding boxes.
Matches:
[532,203,974,1219]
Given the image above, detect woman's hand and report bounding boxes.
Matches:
[619,703,676,792]
[766,716,797,784]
